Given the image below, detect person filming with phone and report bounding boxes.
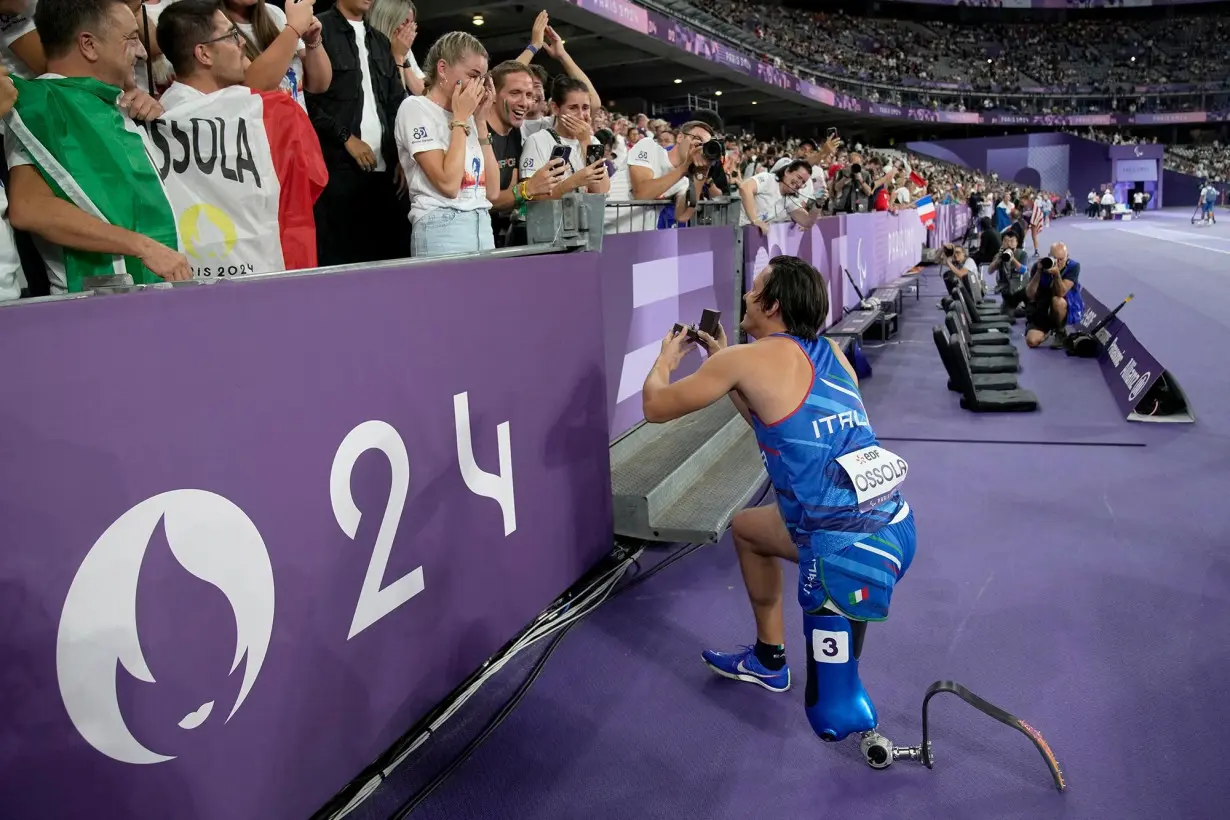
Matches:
[519,76,609,202]
[641,255,916,742]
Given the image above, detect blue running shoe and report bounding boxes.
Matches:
[701,645,791,693]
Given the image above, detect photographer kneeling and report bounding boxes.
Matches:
[1002,242,1083,349]
[739,160,825,235]
[989,232,1027,294]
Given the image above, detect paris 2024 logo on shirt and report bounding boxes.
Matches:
[56,490,275,765]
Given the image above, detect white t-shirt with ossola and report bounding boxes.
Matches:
[626,139,688,200]
[238,4,306,110]
[395,95,490,224]
[739,172,793,226]
[520,129,599,182]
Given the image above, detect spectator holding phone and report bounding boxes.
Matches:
[394,31,499,257]
[519,76,609,201]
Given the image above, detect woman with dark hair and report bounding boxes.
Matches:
[518,76,609,201]
[223,0,331,108]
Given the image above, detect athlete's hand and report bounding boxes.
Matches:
[696,322,727,354]
[659,325,693,371]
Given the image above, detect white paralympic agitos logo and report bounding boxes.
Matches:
[56,490,275,765]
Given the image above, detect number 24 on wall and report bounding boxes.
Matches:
[328,393,515,640]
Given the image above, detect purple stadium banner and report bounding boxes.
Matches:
[560,0,1230,125]
[0,255,616,819]
[1078,290,1190,422]
[742,209,936,323]
[600,227,738,440]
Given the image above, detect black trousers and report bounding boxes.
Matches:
[314,162,411,267]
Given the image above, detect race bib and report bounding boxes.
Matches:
[835,445,908,511]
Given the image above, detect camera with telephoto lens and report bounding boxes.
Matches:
[999,249,1015,264]
[1037,256,1055,272]
[943,245,955,257]
[850,163,863,175]
[701,139,724,163]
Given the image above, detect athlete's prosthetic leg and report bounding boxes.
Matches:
[803,608,1067,788]
[803,610,876,742]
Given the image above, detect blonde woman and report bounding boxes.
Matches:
[367,0,422,95]
[223,0,330,108]
[394,32,498,257]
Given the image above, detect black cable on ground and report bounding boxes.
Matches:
[387,479,774,817]
[390,618,579,819]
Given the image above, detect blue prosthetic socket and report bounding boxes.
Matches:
[803,609,877,742]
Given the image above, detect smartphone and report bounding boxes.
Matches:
[585,143,604,165]
[549,144,572,166]
[826,127,839,139]
[698,309,721,339]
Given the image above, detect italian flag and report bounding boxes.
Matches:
[8,77,180,292]
[848,587,870,606]
[7,78,327,291]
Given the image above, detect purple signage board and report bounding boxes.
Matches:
[599,227,738,440]
[0,254,616,819]
[559,0,1230,125]
[1115,158,1159,181]
[1078,290,1193,423]
[929,204,972,248]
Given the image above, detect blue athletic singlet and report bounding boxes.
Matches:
[750,334,916,622]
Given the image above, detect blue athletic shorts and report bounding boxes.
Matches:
[797,502,916,622]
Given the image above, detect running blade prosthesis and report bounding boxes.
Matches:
[858,680,1066,792]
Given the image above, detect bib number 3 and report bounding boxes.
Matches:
[835,445,908,512]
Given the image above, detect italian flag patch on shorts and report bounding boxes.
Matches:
[848,587,870,606]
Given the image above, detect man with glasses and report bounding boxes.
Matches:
[627,110,724,231]
[156,1,250,105]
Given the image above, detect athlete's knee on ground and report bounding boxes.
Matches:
[1026,329,1047,348]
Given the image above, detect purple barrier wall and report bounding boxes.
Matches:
[1163,168,1230,209]
[929,204,972,248]
[741,210,929,323]
[600,227,738,441]
[907,134,1111,206]
[0,255,615,819]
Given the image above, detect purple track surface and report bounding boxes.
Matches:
[352,208,1230,820]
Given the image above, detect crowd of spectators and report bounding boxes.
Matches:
[1065,128,1230,182]
[686,0,1230,114]
[0,0,1221,306]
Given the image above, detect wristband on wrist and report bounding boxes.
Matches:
[525,44,539,55]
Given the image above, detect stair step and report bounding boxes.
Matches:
[611,398,766,543]
[650,427,768,544]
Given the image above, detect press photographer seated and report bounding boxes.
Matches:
[738,159,825,235]
[940,243,977,289]
[1002,242,1084,349]
[989,232,1027,293]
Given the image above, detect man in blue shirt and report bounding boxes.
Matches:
[642,255,916,745]
[1003,241,1083,348]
